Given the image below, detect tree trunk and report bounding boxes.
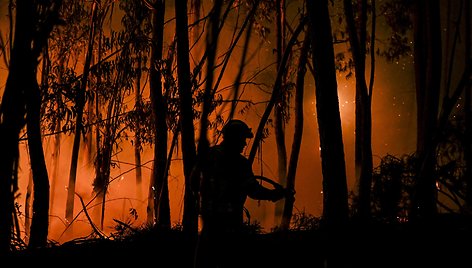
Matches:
[0,0,33,253]
[92,7,105,230]
[228,15,253,119]
[50,110,62,218]
[307,0,349,228]
[150,0,170,229]
[65,1,99,231]
[344,0,374,221]
[274,0,288,224]
[411,0,441,221]
[26,24,59,246]
[248,19,307,165]
[26,67,50,249]
[25,172,33,238]
[280,34,309,230]
[213,0,260,120]
[308,1,349,266]
[134,56,143,201]
[0,0,60,251]
[175,0,198,235]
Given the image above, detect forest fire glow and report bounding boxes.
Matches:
[0,1,469,261]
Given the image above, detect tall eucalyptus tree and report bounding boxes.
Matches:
[175,0,199,235]
[148,0,171,229]
[343,0,375,221]
[0,0,62,252]
[410,0,442,220]
[306,0,349,227]
[307,1,349,266]
[65,0,100,229]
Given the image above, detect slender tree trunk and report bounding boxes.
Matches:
[464,0,472,210]
[25,171,33,238]
[93,8,104,229]
[26,67,50,249]
[248,19,307,165]
[198,0,223,153]
[274,0,288,224]
[65,1,99,231]
[146,162,155,224]
[228,16,253,119]
[308,1,349,267]
[94,98,113,229]
[307,0,349,227]
[94,38,134,229]
[27,25,59,245]
[190,0,201,47]
[0,0,60,251]
[344,0,374,221]
[213,0,260,120]
[50,109,62,217]
[134,56,143,201]
[411,0,441,221]
[175,0,198,235]
[41,45,60,223]
[0,0,33,253]
[49,40,68,213]
[150,0,170,229]
[280,34,309,230]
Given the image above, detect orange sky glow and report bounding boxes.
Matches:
[0,1,419,244]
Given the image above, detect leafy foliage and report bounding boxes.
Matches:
[436,114,470,213]
[371,154,416,223]
[288,210,321,232]
[378,0,414,62]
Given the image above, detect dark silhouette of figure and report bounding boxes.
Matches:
[192,119,291,268]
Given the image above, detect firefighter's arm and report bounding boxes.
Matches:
[247,177,295,202]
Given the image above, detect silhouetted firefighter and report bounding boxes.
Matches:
[192,119,293,268]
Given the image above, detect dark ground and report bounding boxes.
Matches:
[6,218,472,268]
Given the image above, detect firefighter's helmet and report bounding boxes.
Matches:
[221,119,254,139]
